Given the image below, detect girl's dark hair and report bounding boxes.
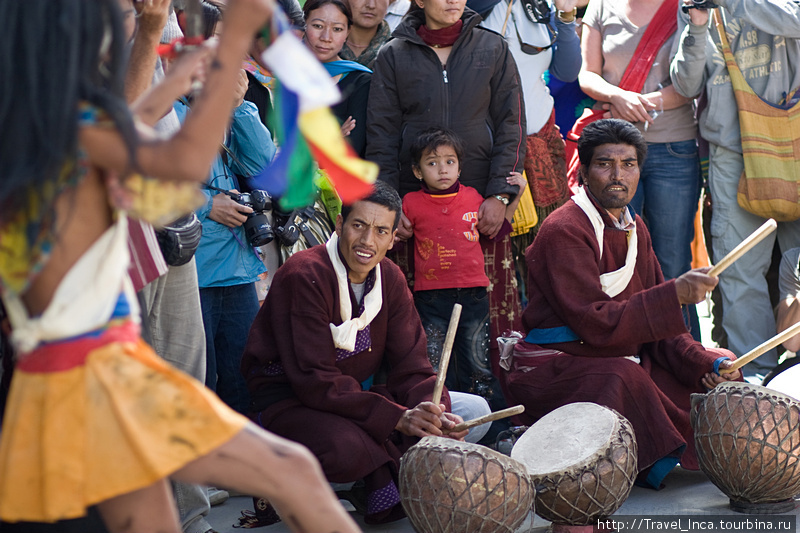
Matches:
[409,127,465,168]
[0,0,137,224]
[302,0,353,28]
[201,1,224,39]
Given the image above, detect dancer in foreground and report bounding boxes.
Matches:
[0,1,360,532]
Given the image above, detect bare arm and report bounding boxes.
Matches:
[776,299,800,352]
[81,0,274,183]
[125,0,172,104]
[578,24,655,124]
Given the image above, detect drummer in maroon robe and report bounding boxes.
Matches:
[242,182,480,524]
[504,119,741,489]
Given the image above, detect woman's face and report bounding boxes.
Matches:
[304,4,350,63]
[416,0,466,30]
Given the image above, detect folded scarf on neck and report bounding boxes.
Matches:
[571,186,637,298]
[326,233,383,351]
[417,19,463,47]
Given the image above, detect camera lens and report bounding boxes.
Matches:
[244,212,274,246]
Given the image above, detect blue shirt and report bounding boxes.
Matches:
[174,100,276,288]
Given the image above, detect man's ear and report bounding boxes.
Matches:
[335,213,343,236]
[388,229,398,250]
[578,166,587,186]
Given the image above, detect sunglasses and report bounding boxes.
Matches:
[512,11,557,55]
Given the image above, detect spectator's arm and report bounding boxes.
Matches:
[717,0,800,37]
[549,11,582,83]
[125,0,172,104]
[365,47,403,190]
[669,5,711,99]
[486,41,526,198]
[228,100,277,176]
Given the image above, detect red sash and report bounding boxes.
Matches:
[564,0,679,191]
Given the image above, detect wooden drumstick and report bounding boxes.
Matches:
[501,0,515,36]
[727,321,800,373]
[708,219,777,278]
[450,405,525,433]
[431,303,462,406]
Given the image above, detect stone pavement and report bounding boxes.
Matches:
[206,468,800,532]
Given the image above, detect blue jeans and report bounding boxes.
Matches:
[414,287,507,411]
[630,140,702,338]
[199,283,258,414]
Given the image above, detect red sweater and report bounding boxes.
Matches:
[403,184,490,291]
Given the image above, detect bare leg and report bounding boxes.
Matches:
[172,423,360,533]
[96,478,181,533]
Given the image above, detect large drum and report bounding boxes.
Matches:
[399,436,534,533]
[691,381,800,513]
[511,402,637,527]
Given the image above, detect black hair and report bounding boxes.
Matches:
[202,1,224,38]
[577,118,647,176]
[409,127,464,169]
[0,0,137,225]
[340,181,403,230]
[302,0,353,28]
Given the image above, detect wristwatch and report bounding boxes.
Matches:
[557,7,577,23]
[493,194,510,206]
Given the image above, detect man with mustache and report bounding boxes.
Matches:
[503,119,741,490]
[241,181,491,524]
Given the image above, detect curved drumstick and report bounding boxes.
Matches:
[450,405,525,433]
[708,219,777,278]
[727,321,800,373]
[431,303,462,406]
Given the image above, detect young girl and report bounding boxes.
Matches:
[0,1,359,532]
[402,127,526,422]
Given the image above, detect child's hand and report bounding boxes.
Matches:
[507,171,527,192]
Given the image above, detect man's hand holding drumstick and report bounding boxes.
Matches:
[395,403,469,441]
[395,304,470,441]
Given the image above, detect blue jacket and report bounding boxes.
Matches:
[174,100,276,288]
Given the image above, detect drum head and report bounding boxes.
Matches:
[511,402,618,475]
[763,358,800,401]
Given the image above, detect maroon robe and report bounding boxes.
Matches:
[505,197,732,472]
[242,245,450,491]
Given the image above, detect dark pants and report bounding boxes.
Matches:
[414,287,507,411]
[199,282,258,414]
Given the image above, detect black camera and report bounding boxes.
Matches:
[235,189,274,247]
[682,0,719,13]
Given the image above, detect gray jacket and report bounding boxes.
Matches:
[670,0,800,153]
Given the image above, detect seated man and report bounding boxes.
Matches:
[504,119,740,489]
[242,182,489,524]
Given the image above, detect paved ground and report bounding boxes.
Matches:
[206,303,800,532]
[206,467,800,532]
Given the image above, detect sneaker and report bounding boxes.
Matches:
[494,425,529,456]
[208,488,230,506]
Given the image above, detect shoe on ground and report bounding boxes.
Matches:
[208,488,230,506]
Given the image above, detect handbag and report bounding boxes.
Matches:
[155,212,203,267]
[715,10,800,221]
[564,0,678,190]
[510,171,539,237]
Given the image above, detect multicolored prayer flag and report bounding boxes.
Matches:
[248,10,378,210]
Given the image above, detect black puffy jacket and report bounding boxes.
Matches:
[366,8,526,199]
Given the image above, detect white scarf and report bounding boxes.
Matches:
[4,214,140,354]
[326,233,383,352]
[571,186,638,298]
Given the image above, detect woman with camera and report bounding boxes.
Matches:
[174,67,276,416]
[303,0,372,157]
[578,0,703,338]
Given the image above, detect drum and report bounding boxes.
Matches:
[511,402,637,527]
[691,381,800,513]
[399,436,534,533]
